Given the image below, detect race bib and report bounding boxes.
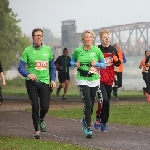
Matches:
[35,60,48,70]
[146,67,149,71]
[114,66,119,71]
[105,56,113,66]
[89,66,98,75]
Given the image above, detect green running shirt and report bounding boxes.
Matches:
[72,45,104,86]
[20,45,53,84]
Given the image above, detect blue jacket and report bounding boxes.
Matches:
[55,55,71,73]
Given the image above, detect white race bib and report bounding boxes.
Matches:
[35,60,48,70]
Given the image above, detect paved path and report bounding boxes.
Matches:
[0,108,150,150]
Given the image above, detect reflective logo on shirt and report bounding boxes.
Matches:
[90,53,96,56]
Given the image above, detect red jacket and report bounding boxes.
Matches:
[98,45,120,85]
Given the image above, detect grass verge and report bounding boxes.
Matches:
[2,85,145,99]
[47,101,150,127]
[0,135,90,150]
[2,78,145,98]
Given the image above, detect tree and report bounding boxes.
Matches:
[0,0,30,70]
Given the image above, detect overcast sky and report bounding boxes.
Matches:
[9,0,150,36]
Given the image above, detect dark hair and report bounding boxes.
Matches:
[145,50,149,56]
[63,48,68,51]
[32,28,43,36]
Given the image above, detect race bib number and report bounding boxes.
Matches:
[35,60,48,70]
[105,56,113,66]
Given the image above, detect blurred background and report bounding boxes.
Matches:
[1,0,150,97]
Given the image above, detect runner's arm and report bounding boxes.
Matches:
[50,59,56,81]
[70,58,76,67]
[18,60,30,77]
[139,60,143,69]
[145,56,150,66]
[95,58,106,68]
[122,53,127,63]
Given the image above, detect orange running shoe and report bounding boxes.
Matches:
[147,95,150,102]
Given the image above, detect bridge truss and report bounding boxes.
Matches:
[92,22,150,55]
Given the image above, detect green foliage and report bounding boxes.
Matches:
[0,0,30,70]
[0,136,90,150]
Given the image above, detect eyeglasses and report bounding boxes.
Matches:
[33,35,43,37]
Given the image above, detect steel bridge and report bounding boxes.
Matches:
[61,21,150,55]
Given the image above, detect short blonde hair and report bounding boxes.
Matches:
[99,30,109,38]
[82,30,95,40]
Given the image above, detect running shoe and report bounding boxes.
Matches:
[56,88,61,96]
[81,118,86,132]
[62,95,68,100]
[39,120,46,132]
[101,123,108,132]
[147,95,150,102]
[143,87,148,96]
[93,118,101,130]
[33,131,41,139]
[83,127,92,138]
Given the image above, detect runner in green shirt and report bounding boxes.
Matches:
[18,28,56,139]
[70,30,106,138]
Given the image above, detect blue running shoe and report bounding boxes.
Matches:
[94,118,101,130]
[101,123,108,132]
[81,118,86,132]
[83,127,92,138]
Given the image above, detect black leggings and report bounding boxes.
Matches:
[78,85,98,127]
[115,72,122,88]
[143,72,149,93]
[96,83,110,124]
[26,80,50,131]
[113,72,122,98]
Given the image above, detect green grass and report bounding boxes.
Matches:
[2,78,146,98]
[0,136,90,150]
[47,102,150,127]
[2,85,145,98]
[109,102,150,126]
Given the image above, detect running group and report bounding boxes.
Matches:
[18,28,148,139]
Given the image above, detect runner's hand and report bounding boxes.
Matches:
[76,62,80,68]
[50,81,56,89]
[2,81,6,86]
[27,74,37,81]
[91,60,96,66]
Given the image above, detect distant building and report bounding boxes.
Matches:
[61,20,77,56]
